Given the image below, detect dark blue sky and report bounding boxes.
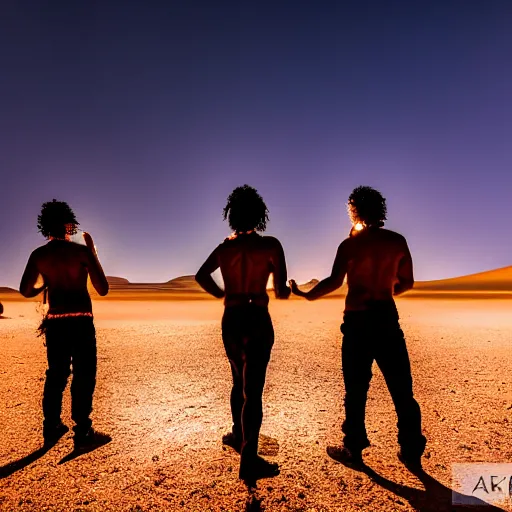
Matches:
[1,1,511,287]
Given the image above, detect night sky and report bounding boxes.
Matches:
[1,1,511,288]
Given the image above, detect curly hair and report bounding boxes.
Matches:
[223,185,269,232]
[347,186,387,227]
[37,199,79,239]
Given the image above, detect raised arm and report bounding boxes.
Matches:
[83,233,109,296]
[19,252,45,298]
[195,246,225,299]
[394,239,414,295]
[270,238,291,299]
[291,240,348,301]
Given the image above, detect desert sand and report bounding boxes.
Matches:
[1,296,511,512]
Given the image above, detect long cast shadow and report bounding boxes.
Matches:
[244,488,264,512]
[0,442,56,479]
[339,459,506,512]
[58,438,112,465]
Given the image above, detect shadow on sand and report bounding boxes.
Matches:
[0,436,112,477]
[0,442,56,479]
[58,438,112,465]
[243,487,264,512]
[221,434,278,511]
[336,458,506,512]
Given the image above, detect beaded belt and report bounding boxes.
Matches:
[46,312,93,320]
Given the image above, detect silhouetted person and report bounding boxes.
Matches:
[290,186,426,467]
[19,200,111,450]
[196,185,290,483]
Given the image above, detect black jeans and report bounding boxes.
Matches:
[42,317,97,436]
[222,304,274,463]
[340,303,426,456]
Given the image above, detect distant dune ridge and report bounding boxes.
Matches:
[165,276,204,291]
[96,275,204,295]
[0,287,18,295]
[300,279,320,292]
[106,276,131,285]
[1,266,511,302]
[413,265,512,291]
[105,275,191,289]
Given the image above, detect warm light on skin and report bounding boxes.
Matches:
[354,223,364,231]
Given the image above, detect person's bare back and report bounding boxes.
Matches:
[343,227,413,310]
[20,235,108,315]
[216,233,289,306]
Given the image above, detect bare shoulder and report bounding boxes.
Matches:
[212,239,231,257]
[76,242,90,253]
[219,236,234,248]
[380,228,407,244]
[30,244,49,262]
[261,235,284,250]
[78,243,93,258]
[335,237,352,258]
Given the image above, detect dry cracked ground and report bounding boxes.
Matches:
[1,299,511,512]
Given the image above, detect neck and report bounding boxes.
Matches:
[228,230,255,240]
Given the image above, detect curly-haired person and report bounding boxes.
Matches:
[20,199,111,451]
[290,186,427,468]
[196,185,291,484]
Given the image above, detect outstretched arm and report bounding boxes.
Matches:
[394,241,414,295]
[195,247,225,299]
[83,233,109,296]
[271,239,291,299]
[291,241,348,301]
[19,252,45,298]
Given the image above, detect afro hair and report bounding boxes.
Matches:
[347,186,387,227]
[37,199,79,239]
[223,185,269,233]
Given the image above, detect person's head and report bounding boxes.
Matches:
[223,185,269,233]
[347,186,387,228]
[37,199,79,239]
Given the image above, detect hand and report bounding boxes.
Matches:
[288,279,302,296]
[82,232,96,251]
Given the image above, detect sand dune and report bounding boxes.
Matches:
[0,287,18,295]
[299,278,320,292]
[106,275,201,291]
[106,276,131,285]
[414,266,512,291]
[86,275,207,300]
[165,275,204,291]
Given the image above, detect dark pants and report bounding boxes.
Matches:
[222,304,274,463]
[341,303,426,457]
[42,317,97,436]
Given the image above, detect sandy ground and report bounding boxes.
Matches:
[0,298,511,512]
